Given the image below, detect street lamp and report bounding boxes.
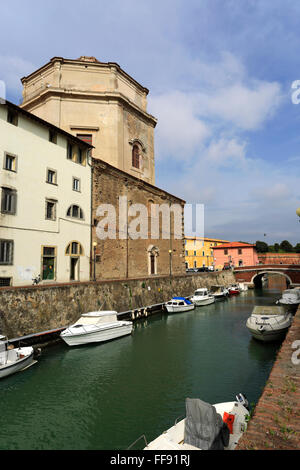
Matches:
[93,241,97,281]
[169,250,172,277]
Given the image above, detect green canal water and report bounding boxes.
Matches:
[0,287,283,450]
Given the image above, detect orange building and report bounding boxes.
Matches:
[213,242,259,270]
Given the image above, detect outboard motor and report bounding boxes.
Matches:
[236,393,249,410]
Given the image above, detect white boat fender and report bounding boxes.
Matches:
[131,311,135,320]
[34,347,42,358]
[144,309,148,317]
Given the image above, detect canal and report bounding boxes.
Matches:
[0,285,285,450]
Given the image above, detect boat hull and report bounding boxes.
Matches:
[0,349,35,379]
[213,293,227,300]
[246,325,289,342]
[60,322,133,347]
[192,297,215,306]
[246,314,292,342]
[166,304,195,313]
[278,300,300,315]
[228,290,240,295]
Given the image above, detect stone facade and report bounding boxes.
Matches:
[92,159,186,279]
[20,56,157,184]
[0,270,236,338]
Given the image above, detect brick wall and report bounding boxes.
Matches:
[92,159,186,279]
[259,253,300,265]
[237,306,300,450]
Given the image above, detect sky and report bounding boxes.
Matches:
[1,0,300,244]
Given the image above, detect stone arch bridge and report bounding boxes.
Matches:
[234,264,300,287]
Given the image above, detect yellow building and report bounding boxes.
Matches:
[184,237,230,270]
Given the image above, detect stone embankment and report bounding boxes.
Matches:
[237,306,300,450]
[0,271,235,339]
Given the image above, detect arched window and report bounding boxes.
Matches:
[65,241,84,256]
[148,245,159,275]
[132,144,140,169]
[66,205,84,219]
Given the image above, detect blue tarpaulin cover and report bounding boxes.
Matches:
[172,297,192,304]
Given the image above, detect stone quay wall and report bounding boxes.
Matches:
[0,271,236,339]
[237,305,300,450]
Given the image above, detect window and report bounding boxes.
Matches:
[1,188,17,214]
[238,248,242,255]
[0,240,14,265]
[132,144,140,169]
[185,250,188,256]
[4,153,17,172]
[0,277,11,287]
[46,169,57,185]
[41,246,56,280]
[66,205,84,220]
[7,109,18,126]
[49,130,57,144]
[194,261,197,268]
[239,260,243,267]
[73,178,80,192]
[194,251,197,256]
[224,249,228,255]
[202,251,205,256]
[45,199,56,220]
[67,141,86,165]
[67,142,73,160]
[65,241,84,256]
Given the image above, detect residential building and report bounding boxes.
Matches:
[21,56,157,185]
[0,100,92,286]
[213,242,259,270]
[184,237,230,269]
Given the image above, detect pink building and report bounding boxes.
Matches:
[213,242,259,270]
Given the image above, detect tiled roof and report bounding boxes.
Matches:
[213,241,255,249]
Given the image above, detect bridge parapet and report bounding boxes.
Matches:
[234,264,300,286]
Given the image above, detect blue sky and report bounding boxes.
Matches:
[1,0,300,244]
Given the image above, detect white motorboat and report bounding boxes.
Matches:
[190,288,215,306]
[0,335,36,379]
[60,311,133,347]
[238,283,248,292]
[246,306,293,342]
[210,285,229,300]
[276,289,300,315]
[139,393,249,451]
[165,297,195,313]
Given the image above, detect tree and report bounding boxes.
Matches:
[274,243,280,252]
[279,240,294,252]
[294,243,300,253]
[255,241,268,253]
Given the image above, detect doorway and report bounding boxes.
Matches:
[70,257,79,281]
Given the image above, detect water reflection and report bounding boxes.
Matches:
[0,287,284,450]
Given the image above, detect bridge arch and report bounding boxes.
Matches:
[251,270,292,287]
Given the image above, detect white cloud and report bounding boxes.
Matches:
[200,80,283,130]
[0,55,36,98]
[150,91,211,161]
